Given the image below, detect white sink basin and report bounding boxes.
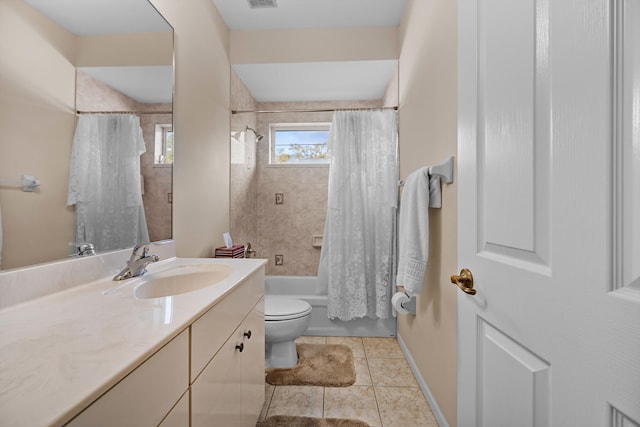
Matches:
[134,264,233,299]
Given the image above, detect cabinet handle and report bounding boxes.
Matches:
[243,330,252,339]
[235,343,244,352]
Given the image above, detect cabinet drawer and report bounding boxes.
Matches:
[191,270,264,381]
[66,329,189,427]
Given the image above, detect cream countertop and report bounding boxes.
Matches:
[0,256,267,426]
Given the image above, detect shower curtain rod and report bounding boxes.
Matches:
[76,110,172,115]
[231,106,398,115]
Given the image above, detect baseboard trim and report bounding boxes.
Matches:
[397,333,451,427]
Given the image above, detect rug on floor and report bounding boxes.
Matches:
[265,343,355,387]
[257,415,369,427]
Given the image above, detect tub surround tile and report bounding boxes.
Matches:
[367,358,420,388]
[254,101,380,277]
[374,387,438,427]
[324,385,381,427]
[267,386,324,419]
[362,337,405,358]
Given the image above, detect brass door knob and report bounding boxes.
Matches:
[451,268,476,295]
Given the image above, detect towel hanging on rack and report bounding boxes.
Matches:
[395,166,441,297]
[0,175,41,192]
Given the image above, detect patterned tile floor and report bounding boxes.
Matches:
[258,336,439,427]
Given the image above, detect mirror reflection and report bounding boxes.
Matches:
[0,0,173,270]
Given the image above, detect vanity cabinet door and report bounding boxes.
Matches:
[241,298,265,427]
[191,270,264,381]
[66,329,189,427]
[158,390,189,427]
[191,298,265,427]
[191,327,244,427]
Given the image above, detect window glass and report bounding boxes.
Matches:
[270,123,330,165]
[154,124,173,165]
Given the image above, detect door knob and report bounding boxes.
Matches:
[451,268,476,295]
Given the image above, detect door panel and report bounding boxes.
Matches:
[458,0,640,425]
[477,0,551,269]
[478,320,549,427]
[480,0,536,252]
[618,0,640,291]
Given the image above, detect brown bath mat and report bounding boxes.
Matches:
[266,344,355,387]
[258,415,369,427]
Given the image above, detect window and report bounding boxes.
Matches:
[269,123,331,165]
[154,124,173,165]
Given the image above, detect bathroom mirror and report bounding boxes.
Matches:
[0,0,173,270]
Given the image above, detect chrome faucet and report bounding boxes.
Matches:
[77,243,96,256]
[113,244,160,281]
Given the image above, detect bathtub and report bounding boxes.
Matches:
[265,275,397,337]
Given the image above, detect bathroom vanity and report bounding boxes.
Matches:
[0,251,266,426]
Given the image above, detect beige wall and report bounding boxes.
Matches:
[75,32,173,67]
[0,0,76,269]
[397,0,458,425]
[150,0,231,258]
[230,27,398,64]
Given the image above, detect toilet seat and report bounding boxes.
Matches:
[265,296,312,321]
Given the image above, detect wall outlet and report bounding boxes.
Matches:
[275,254,284,266]
[275,193,284,205]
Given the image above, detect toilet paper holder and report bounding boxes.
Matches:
[400,294,416,314]
[392,291,416,315]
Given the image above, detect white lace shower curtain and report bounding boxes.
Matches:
[318,110,398,321]
[67,114,149,253]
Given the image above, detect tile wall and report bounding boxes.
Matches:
[230,68,399,276]
[229,72,258,250]
[255,100,382,276]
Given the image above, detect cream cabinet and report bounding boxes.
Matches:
[240,301,266,426]
[158,391,190,427]
[66,329,189,427]
[65,267,265,427]
[191,271,265,427]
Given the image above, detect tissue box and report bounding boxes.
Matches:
[214,244,245,258]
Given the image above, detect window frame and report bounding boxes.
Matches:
[268,122,331,167]
[154,123,173,167]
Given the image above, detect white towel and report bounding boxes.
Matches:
[395,166,441,296]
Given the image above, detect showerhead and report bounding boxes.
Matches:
[246,126,264,142]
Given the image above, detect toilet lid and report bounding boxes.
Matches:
[265,296,312,321]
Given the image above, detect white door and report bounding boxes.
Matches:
[457,0,640,425]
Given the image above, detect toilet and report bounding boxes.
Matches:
[264,296,312,369]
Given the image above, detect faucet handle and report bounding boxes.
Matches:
[245,242,256,258]
[129,243,151,262]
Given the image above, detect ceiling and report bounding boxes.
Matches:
[25,0,407,104]
[24,0,172,104]
[214,0,406,103]
[78,66,173,104]
[210,0,406,31]
[24,0,171,35]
